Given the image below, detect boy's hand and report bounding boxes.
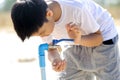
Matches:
[66,22,81,44]
[52,59,66,72]
[48,48,66,72]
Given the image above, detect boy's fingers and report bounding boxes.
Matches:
[55,63,63,72]
[52,59,66,72]
[66,23,80,32]
[52,61,61,71]
[60,60,66,71]
[57,60,66,72]
[52,62,57,66]
[66,22,75,29]
[62,60,66,70]
[52,61,66,72]
[58,62,64,71]
[60,61,65,71]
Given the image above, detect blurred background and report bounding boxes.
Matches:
[0,0,120,80]
[0,0,16,32]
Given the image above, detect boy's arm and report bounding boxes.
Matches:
[66,23,103,47]
[79,30,103,47]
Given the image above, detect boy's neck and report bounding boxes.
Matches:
[48,1,61,22]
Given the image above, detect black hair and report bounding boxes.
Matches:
[11,0,48,41]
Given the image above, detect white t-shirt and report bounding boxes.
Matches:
[45,0,117,43]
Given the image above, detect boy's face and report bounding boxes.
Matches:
[33,9,55,37]
[38,9,55,37]
[38,17,55,37]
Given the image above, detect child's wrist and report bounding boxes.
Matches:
[74,37,81,45]
[51,55,61,63]
[48,49,61,62]
[50,53,61,63]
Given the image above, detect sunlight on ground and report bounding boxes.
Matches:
[0,26,120,80]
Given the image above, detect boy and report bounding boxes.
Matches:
[11,0,120,80]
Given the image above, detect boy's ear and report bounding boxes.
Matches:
[46,9,53,20]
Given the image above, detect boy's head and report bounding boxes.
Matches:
[11,0,55,41]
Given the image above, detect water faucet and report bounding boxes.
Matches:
[38,39,74,80]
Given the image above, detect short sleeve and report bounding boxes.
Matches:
[80,6,100,35]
